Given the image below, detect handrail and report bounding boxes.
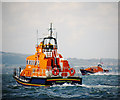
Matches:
[14,66,76,78]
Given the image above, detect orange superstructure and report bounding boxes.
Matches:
[20,23,75,78]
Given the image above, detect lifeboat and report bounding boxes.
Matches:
[13,23,82,86]
[80,63,109,75]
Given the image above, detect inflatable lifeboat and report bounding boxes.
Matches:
[80,63,109,75]
[13,23,82,86]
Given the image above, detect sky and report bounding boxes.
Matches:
[2,2,118,59]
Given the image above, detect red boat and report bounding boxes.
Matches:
[80,63,109,75]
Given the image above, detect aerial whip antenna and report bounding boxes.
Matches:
[37,29,38,47]
[56,32,57,40]
[50,23,52,37]
[48,23,53,37]
[36,29,39,66]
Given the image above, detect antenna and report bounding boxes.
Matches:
[48,23,53,37]
[36,29,39,66]
[37,29,38,46]
[48,23,56,37]
[50,23,52,37]
[56,32,57,40]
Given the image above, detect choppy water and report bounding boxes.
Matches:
[2,65,120,99]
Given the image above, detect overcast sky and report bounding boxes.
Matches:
[2,2,118,59]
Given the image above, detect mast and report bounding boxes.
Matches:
[49,23,53,37]
[56,32,57,40]
[37,29,38,48]
[36,29,39,66]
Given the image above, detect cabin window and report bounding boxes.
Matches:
[28,60,30,65]
[50,39,55,46]
[26,60,29,65]
[38,61,39,65]
[29,60,32,65]
[33,60,35,65]
[35,60,37,65]
[35,60,39,66]
[32,68,35,73]
[31,60,33,65]
[27,60,36,65]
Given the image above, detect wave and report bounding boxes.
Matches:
[79,84,120,88]
[90,72,120,75]
[50,83,75,87]
[50,83,119,88]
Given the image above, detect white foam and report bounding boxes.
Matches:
[90,72,120,75]
[51,83,120,88]
[51,83,75,87]
[77,84,120,88]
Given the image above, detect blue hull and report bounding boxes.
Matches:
[80,69,109,75]
[13,75,82,87]
[80,69,94,75]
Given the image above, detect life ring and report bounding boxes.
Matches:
[52,67,59,76]
[69,68,75,76]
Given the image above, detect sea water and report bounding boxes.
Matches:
[1,65,120,99]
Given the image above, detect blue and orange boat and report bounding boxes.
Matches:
[80,63,109,75]
[13,23,82,86]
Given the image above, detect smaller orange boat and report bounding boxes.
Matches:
[80,63,109,75]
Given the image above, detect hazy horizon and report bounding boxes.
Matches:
[0,51,118,60]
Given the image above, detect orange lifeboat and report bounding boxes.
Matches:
[13,23,82,86]
[80,63,109,75]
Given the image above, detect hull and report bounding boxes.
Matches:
[80,69,95,75]
[103,69,109,72]
[13,75,82,87]
[80,69,109,75]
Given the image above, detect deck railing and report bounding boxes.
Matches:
[14,66,77,78]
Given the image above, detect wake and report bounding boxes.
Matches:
[90,72,120,75]
[80,84,120,88]
[51,83,119,88]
